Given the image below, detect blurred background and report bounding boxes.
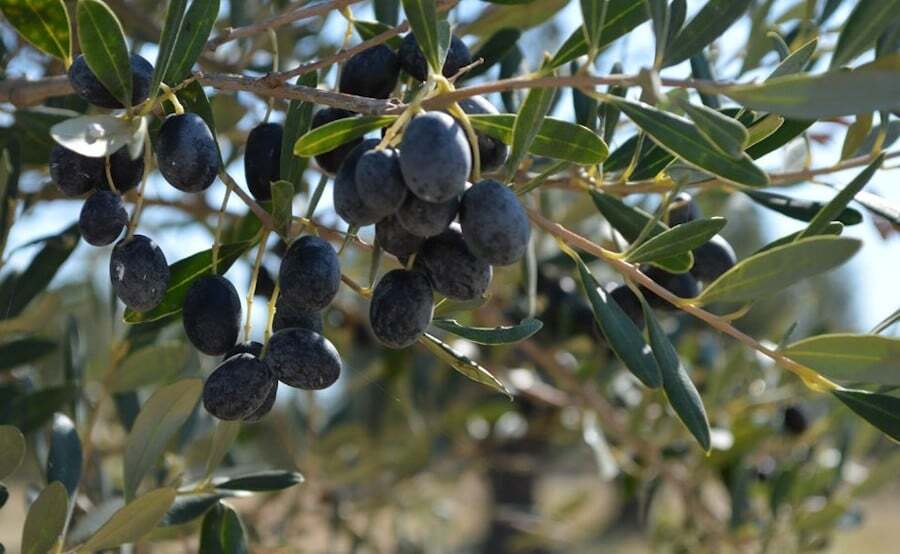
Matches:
[1,0,899,552]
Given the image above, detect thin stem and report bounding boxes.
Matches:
[126,135,152,239]
[260,281,280,356]
[244,229,271,341]
[264,29,279,123]
[158,83,184,115]
[211,181,234,274]
[104,155,119,194]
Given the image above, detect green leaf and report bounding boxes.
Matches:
[468,114,608,164]
[402,0,442,74]
[694,236,861,305]
[81,488,177,551]
[841,113,873,160]
[768,38,817,80]
[464,0,569,39]
[199,502,248,554]
[431,318,543,345]
[590,190,691,272]
[124,237,260,324]
[161,493,228,526]
[0,0,70,61]
[645,0,669,64]
[123,379,202,501]
[160,0,221,85]
[0,145,19,252]
[107,341,187,392]
[626,217,726,264]
[610,97,769,186]
[833,389,900,442]
[353,20,403,48]
[674,98,748,158]
[281,72,318,185]
[743,190,862,226]
[22,481,68,554]
[641,302,710,450]
[567,248,661,388]
[505,63,555,179]
[580,0,608,52]
[293,115,397,157]
[77,0,133,107]
[549,0,648,68]
[745,118,813,160]
[0,425,25,479]
[755,222,843,254]
[270,180,294,237]
[724,58,900,119]
[149,0,187,97]
[204,420,241,477]
[783,334,900,385]
[831,0,900,68]
[51,113,143,158]
[47,413,82,498]
[463,28,521,80]
[217,470,305,492]
[420,333,512,397]
[0,336,57,372]
[745,114,785,147]
[663,0,752,67]
[797,154,883,239]
[374,0,399,25]
[0,386,79,433]
[0,222,78,320]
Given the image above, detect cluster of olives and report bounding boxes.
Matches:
[608,192,738,328]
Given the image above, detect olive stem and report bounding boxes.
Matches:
[103,155,119,194]
[158,83,185,115]
[125,134,152,239]
[211,180,234,274]
[243,229,271,342]
[377,75,436,150]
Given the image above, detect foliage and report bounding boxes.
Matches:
[0,0,899,552]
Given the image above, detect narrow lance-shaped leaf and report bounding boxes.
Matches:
[77,0,133,107]
[124,235,260,324]
[402,0,443,73]
[590,190,691,272]
[641,301,710,450]
[420,333,512,397]
[47,413,82,498]
[21,481,68,554]
[149,0,188,97]
[0,425,25,479]
[724,57,900,119]
[744,190,862,226]
[645,0,669,65]
[755,222,843,254]
[663,0,752,67]
[217,470,305,492]
[293,115,398,157]
[270,180,294,238]
[833,389,900,442]
[782,334,900,385]
[204,420,242,478]
[161,0,221,85]
[505,59,556,180]
[580,0,609,52]
[199,502,248,554]
[745,114,785,147]
[840,113,873,160]
[797,153,883,239]
[468,114,608,164]
[831,0,900,68]
[0,336,57,373]
[565,246,661,388]
[609,97,769,187]
[123,379,202,501]
[549,0,649,68]
[81,488,177,551]
[768,38,817,80]
[107,342,187,392]
[353,20,404,48]
[674,97,749,158]
[626,217,726,264]
[0,0,71,62]
[694,236,862,305]
[0,222,79,321]
[431,318,543,345]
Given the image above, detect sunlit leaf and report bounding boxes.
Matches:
[663,0,752,67]
[82,488,177,551]
[432,318,543,344]
[402,0,443,73]
[293,115,397,157]
[797,153,882,239]
[783,334,900,385]
[22,481,67,554]
[626,217,726,264]
[420,333,512,397]
[831,0,900,68]
[107,341,187,392]
[0,0,71,61]
[833,389,900,442]
[77,0,133,107]
[468,114,608,164]
[694,236,861,305]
